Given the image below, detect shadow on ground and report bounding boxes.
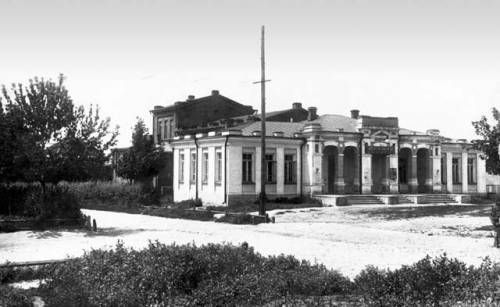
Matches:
[28,228,146,239]
[353,204,492,220]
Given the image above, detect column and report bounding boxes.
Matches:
[307,140,323,195]
[389,153,399,193]
[255,146,262,194]
[353,149,360,193]
[409,153,418,193]
[477,153,486,194]
[446,152,453,193]
[361,142,372,194]
[296,147,302,195]
[276,147,285,195]
[335,152,345,194]
[432,147,442,192]
[425,156,433,192]
[461,152,468,194]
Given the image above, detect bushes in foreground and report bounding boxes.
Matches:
[37,242,352,306]
[355,255,500,306]
[3,242,500,306]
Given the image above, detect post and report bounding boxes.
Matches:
[259,25,267,216]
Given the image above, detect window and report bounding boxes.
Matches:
[169,120,174,138]
[467,158,476,184]
[314,144,319,153]
[242,153,253,183]
[284,154,296,184]
[190,150,196,184]
[265,154,276,183]
[215,150,222,184]
[202,150,209,184]
[179,152,184,183]
[158,119,164,140]
[452,158,460,184]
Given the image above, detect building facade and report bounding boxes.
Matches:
[170,108,487,206]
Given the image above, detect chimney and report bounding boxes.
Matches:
[292,102,302,110]
[187,95,195,101]
[211,90,219,96]
[350,109,360,119]
[307,107,318,121]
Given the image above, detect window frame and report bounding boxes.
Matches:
[201,150,209,185]
[265,153,277,184]
[190,150,197,184]
[215,149,222,185]
[179,151,185,184]
[284,154,297,184]
[242,153,254,184]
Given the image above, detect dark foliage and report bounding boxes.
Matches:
[0,75,118,185]
[116,118,166,184]
[0,184,82,221]
[472,107,500,175]
[355,254,500,306]
[0,285,32,307]
[38,242,352,306]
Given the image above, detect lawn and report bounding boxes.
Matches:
[1,203,498,279]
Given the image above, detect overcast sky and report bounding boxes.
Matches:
[1,0,499,146]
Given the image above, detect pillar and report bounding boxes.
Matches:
[446,152,453,193]
[255,146,262,194]
[432,147,442,193]
[296,147,302,195]
[361,154,372,194]
[353,149,360,193]
[335,152,345,194]
[276,147,285,195]
[409,153,418,193]
[461,152,468,194]
[425,155,433,192]
[307,140,323,195]
[389,153,399,193]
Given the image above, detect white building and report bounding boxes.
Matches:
[170,108,487,206]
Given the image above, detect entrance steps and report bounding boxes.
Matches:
[314,194,470,206]
[417,194,457,204]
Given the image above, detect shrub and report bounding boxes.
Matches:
[0,184,82,222]
[172,198,203,209]
[0,285,32,307]
[38,242,352,306]
[355,254,500,306]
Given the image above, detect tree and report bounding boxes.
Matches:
[0,74,118,185]
[116,118,166,184]
[472,107,500,175]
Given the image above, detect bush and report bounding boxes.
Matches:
[215,213,267,224]
[38,242,352,306]
[355,254,500,306]
[0,285,32,307]
[143,207,214,221]
[172,198,203,209]
[0,184,82,222]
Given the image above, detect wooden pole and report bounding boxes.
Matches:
[259,25,266,216]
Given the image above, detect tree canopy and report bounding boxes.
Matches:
[472,107,500,175]
[116,118,166,183]
[0,74,118,184]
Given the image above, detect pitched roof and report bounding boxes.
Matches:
[151,93,254,114]
[237,121,305,137]
[310,114,359,132]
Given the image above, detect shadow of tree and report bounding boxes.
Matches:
[355,204,492,221]
[29,228,147,239]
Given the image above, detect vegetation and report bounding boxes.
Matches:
[473,107,500,175]
[116,118,166,185]
[0,75,118,222]
[2,243,499,306]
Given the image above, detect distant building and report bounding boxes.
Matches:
[170,107,488,206]
[150,90,256,195]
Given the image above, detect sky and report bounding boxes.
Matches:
[1,0,500,146]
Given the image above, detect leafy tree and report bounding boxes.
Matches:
[0,74,118,185]
[472,107,500,175]
[116,118,166,184]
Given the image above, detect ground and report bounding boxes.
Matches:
[1,203,499,279]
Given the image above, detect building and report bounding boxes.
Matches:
[150,90,256,195]
[170,107,487,206]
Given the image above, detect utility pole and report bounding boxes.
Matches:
[253,25,271,216]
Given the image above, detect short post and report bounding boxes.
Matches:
[92,219,97,232]
[271,216,275,223]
